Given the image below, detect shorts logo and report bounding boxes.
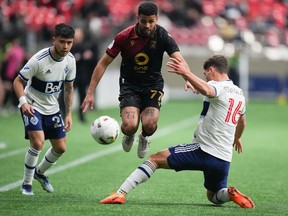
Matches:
[30,116,39,125]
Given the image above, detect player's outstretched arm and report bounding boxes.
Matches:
[167,57,214,97]
[184,80,199,94]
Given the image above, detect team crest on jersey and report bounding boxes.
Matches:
[30,116,39,125]
[150,41,156,49]
[64,65,69,74]
[130,40,135,46]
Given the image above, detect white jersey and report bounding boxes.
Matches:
[19,47,76,115]
[193,80,246,162]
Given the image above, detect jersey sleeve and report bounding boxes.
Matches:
[207,80,221,97]
[18,57,38,82]
[106,35,122,58]
[65,55,76,82]
[161,28,180,55]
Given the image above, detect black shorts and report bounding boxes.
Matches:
[119,84,164,112]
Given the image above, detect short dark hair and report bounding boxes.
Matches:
[203,55,228,73]
[138,2,158,16]
[54,23,75,38]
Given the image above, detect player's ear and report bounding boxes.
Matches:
[209,67,215,72]
[52,37,56,45]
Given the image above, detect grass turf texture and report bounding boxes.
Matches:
[0,100,287,216]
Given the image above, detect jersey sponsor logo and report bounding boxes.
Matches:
[134,53,149,72]
[31,77,63,94]
[45,69,52,74]
[134,53,149,65]
[45,81,63,94]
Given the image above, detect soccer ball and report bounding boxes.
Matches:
[90,116,120,145]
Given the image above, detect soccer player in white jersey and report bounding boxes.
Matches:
[13,23,76,195]
[100,55,255,208]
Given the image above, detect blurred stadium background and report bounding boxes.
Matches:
[1,0,288,111]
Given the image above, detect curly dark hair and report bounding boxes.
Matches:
[203,55,228,74]
[138,2,158,16]
[54,23,75,38]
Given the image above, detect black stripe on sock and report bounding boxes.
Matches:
[138,166,150,178]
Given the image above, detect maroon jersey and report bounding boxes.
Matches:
[106,24,180,86]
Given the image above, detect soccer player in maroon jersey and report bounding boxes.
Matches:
[81,2,186,158]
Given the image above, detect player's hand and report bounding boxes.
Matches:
[233,139,243,153]
[21,103,35,117]
[81,93,94,113]
[64,115,72,132]
[184,81,199,94]
[167,57,190,76]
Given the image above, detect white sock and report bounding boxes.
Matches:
[117,160,156,194]
[37,147,63,174]
[23,147,41,185]
[212,188,230,204]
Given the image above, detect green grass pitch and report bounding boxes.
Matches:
[0,99,287,216]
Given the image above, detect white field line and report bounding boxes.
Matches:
[0,142,7,149]
[0,145,49,159]
[0,147,27,159]
[0,115,198,192]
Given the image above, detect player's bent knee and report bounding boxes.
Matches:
[56,146,66,154]
[121,124,138,135]
[51,143,66,154]
[148,151,170,169]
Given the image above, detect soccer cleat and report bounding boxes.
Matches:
[21,184,34,195]
[122,134,135,152]
[228,186,255,208]
[137,133,151,158]
[100,193,125,204]
[34,170,54,193]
